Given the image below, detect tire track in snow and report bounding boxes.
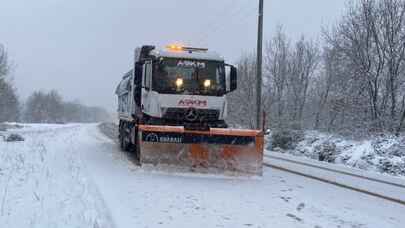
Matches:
[265,154,405,188]
[263,160,405,207]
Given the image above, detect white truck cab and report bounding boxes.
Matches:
[116,45,237,130]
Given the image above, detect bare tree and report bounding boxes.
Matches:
[287,36,320,128]
[264,26,290,128]
[379,0,405,120]
[397,95,405,134]
[227,53,257,129]
[0,45,8,78]
[314,47,337,129]
[0,44,19,122]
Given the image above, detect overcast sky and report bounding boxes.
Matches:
[0,0,347,111]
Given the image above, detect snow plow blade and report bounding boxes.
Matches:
[138,125,264,176]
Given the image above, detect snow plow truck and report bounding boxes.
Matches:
[115,45,263,175]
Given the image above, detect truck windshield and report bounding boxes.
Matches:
[153,58,226,96]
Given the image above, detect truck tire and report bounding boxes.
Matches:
[119,121,132,152]
[120,132,131,152]
[123,135,132,152]
[131,126,141,165]
[119,123,125,151]
[119,133,125,151]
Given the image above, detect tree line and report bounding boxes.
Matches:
[228,0,405,136]
[0,45,111,124]
[24,90,111,123]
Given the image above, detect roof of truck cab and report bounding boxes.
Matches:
[150,49,224,62]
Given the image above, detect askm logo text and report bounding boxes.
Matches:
[178,99,207,107]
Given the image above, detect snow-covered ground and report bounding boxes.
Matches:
[0,124,113,228]
[1,124,405,228]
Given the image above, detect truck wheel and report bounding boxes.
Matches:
[119,134,125,151]
[119,126,125,151]
[123,136,132,152]
[120,123,131,152]
[120,134,130,152]
[135,135,141,165]
[131,127,141,165]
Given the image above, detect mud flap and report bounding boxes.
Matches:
[138,125,264,176]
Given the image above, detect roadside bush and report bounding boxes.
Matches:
[315,141,338,163]
[271,130,304,150]
[5,133,24,142]
[385,140,405,158]
[377,158,405,176]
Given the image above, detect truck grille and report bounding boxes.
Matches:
[162,108,220,122]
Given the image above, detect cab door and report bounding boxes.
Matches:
[141,60,153,115]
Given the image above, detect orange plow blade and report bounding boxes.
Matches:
[138,125,264,176]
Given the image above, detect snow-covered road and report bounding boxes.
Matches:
[1,124,404,228]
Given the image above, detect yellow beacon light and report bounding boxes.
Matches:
[166,44,208,52]
[167,44,183,52]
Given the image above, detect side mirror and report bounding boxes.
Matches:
[142,61,152,91]
[230,66,237,92]
[134,62,142,86]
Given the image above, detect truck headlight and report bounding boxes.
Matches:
[176,78,184,87]
[203,79,211,88]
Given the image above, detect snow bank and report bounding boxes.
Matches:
[267,131,405,178]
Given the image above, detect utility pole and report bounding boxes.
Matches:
[256,0,264,130]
